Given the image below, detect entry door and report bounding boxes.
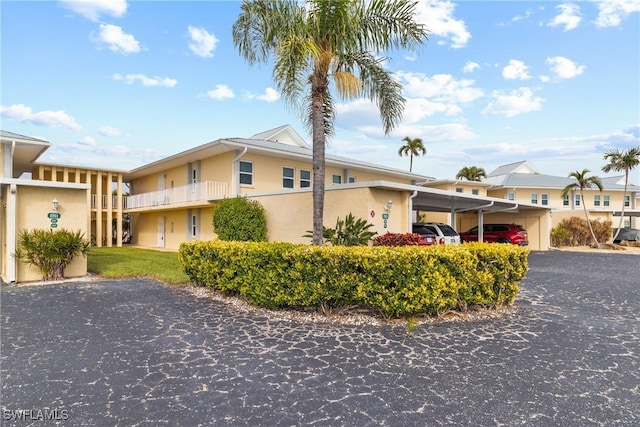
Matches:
[157,216,165,248]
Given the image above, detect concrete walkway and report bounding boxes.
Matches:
[1,251,639,426]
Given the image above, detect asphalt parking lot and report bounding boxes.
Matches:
[1,251,639,426]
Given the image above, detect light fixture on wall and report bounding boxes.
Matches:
[384,200,393,212]
[51,198,59,211]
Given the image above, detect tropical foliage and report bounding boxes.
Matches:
[398,136,427,172]
[561,169,603,247]
[232,0,427,244]
[305,213,377,246]
[455,166,487,181]
[14,228,91,281]
[212,197,267,242]
[551,217,612,247]
[602,147,640,242]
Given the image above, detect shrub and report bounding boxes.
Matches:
[212,196,267,242]
[373,232,421,246]
[551,226,570,247]
[13,228,91,281]
[178,240,529,318]
[555,217,611,246]
[305,213,377,246]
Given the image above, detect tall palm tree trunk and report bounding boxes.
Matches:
[409,154,413,172]
[311,74,328,245]
[613,172,629,242]
[581,192,599,246]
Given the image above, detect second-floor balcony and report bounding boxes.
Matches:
[124,181,228,210]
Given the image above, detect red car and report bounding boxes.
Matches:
[459,224,529,246]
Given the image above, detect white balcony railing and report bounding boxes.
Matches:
[123,181,228,210]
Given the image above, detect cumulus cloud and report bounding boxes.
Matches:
[0,104,82,131]
[246,87,280,103]
[398,72,484,104]
[548,3,582,31]
[414,0,470,48]
[78,136,96,146]
[502,60,531,80]
[595,0,640,28]
[113,73,177,87]
[463,61,479,73]
[482,87,544,118]
[59,0,127,22]
[99,125,128,137]
[187,26,218,58]
[204,84,234,100]
[546,56,585,79]
[93,24,140,55]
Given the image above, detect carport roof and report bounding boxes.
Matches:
[365,180,549,214]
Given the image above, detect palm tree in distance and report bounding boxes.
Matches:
[602,147,640,242]
[397,137,427,172]
[561,169,604,247]
[232,0,427,245]
[455,166,487,182]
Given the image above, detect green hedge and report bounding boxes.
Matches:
[178,241,529,318]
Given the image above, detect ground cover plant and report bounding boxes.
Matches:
[87,247,190,284]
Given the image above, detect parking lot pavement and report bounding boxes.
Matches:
[1,251,639,426]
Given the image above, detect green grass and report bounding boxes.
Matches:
[87,247,191,285]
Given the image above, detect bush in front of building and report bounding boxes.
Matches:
[305,213,377,246]
[14,228,91,281]
[178,241,529,318]
[212,196,267,242]
[553,217,611,246]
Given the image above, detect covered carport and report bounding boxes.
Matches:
[366,181,552,250]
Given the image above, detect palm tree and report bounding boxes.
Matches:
[397,137,426,172]
[232,0,427,245]
[561,169,604,247]
[455,166,487,182]
[602,147,640,242]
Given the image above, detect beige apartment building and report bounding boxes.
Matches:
[3,126,556,283]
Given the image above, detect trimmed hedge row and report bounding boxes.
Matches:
[178,241,529,318]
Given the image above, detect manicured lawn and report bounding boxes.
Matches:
[87,247,191,285]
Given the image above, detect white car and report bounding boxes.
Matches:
[412,223,461,245]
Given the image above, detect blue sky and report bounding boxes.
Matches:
[1,0,639,181]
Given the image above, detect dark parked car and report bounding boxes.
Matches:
[410,226,438,246]
[613,228,640,243]
[459,223,529,246]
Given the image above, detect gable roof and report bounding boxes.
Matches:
[1,130,51,178]
[487,160,541,177]
[126,125,434,182]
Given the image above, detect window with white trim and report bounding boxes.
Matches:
[332,174,342,184]
[472,189,479,195]
[541,193,548,206]
[239,161,253,186]
[531,193,538,204]
[192,169,197,184]
[348,176,356,183]
[300,170,311,188]
[575,194,581,207]
[594,194,601,207]
[191,214,198,238]
[563,194,569,206]
[624,195,630,207]
[604,195,610,207]
[283,167,294,188]
[506,191,515,201]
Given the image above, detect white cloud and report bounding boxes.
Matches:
[595,0,640,28]
[414,0,470,48]
[463,61,479,73]
[113,73,177,87]
[482,87,544,118]
[93,24,140,55]
[548,3,582,31]
[398,72,484,104]
[502,60,531,80]
[78,136,96,146]
[187,26,218,58]
[546,56,585,79]
[205,84,234,100]
[0,103,82,130]
[59,0,127,22]
[255,87,280,102]
[98,125,127,137]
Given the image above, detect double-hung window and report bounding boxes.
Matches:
[282,167,294,188]
[541,193,548,206]
[594,195,601,207]
[332,174,342,184]
[239,161,253,186]
[300,170,311,188]
[604,195,610,207]
[562,194,569,207]
[506,191,515,201]
[575,194,581,207]
[531,193,538,204]
[624,195,630,207]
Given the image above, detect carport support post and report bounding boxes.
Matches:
[477,210,484,242]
